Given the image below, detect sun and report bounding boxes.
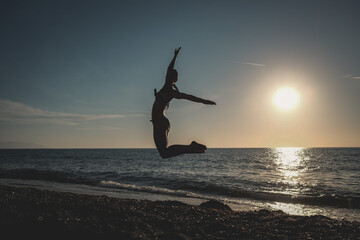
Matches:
[273,87,299,111]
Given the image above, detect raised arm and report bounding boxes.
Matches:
[168,47,181,71]
[173,91,216,105]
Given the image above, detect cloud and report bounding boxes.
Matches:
[0,141,46,149]
[244,62,266,67]
[340,74,360,80]
[0,99,125,126]
[242,62,266,67]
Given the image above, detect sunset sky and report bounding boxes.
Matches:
[1,0,360,148]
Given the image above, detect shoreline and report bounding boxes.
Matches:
[1,178,359,222]
[1,184,359,239]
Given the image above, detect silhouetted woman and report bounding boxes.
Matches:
[152,47,216,158]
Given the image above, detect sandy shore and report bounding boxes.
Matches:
[1,185,359,239]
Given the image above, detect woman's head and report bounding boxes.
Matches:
[166,69,178,84]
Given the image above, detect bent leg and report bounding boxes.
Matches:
[158,142,207,159]
[153,118,206,158]
[153,128,207,158]
[166,141,207,158]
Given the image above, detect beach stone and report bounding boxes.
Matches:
[199,200,231,211]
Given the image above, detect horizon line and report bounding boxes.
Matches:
[1,146,359,150]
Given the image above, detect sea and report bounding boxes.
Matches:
[0,148,359,221]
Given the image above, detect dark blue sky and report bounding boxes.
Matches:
[1,0,360,148]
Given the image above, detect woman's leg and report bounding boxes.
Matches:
[158,142,206,159]
[153,121,206,158]
[166,141,207,157]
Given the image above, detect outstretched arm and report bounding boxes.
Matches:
[168,47,181,71]
[173,91,216,105]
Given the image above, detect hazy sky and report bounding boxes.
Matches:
[1,0,360,148]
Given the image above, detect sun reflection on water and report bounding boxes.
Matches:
[271,147,310,215]
[273,147,305,193]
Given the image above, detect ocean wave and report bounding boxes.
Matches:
[99,180,360,210]
[1,168,359,210]
[99,180,205,199]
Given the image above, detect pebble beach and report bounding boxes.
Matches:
[1,184,359,239]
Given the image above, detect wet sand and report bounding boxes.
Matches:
[1,184,359,239]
